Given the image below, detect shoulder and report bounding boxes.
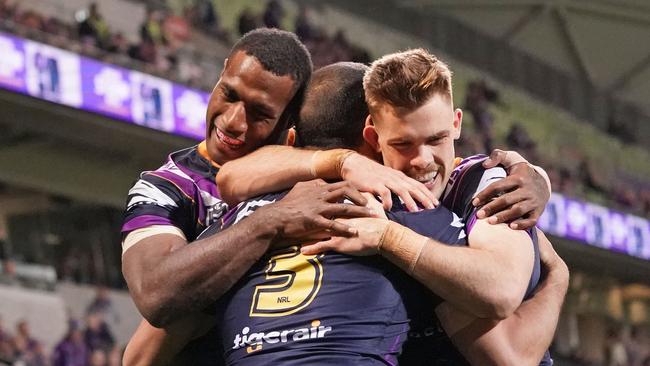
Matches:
[442,155,506,219]
[212,191,287,234]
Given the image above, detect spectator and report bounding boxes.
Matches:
[238,7,259,36]
[77,2,110,49]
[89,349,107,366]
[506,123,536,153]
[0,316,12,361]
[605,326,629,366]
[465,80,499,152]
[140,9,166,46]
[262,0,284,29]
[52,320,88,366]
[86,286,119,324]
[11,320,41,364]
[0,258,19,286]
[84,313,114,353]
[0,0,17,20]
[128,38,157,64]
[624,326,649,366]
[105,32,128,55]
[294,5,315,41]
[193,0,217,31]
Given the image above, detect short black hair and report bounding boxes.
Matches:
[296,62,369,149]
[231,28,313,143]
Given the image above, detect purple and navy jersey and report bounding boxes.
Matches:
[442,155,542,300]
[403,154,550,366]
[199,190,467,366]
[121,143,229,241]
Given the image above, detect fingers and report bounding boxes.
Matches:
[393,186,418,212]
[410,184,438,209]
[324,186,367,206]
[509,218,537,230]
[476,189,526,219]
[472,177,521,208]
[321,203,373,219]
[386,172,437,211]
[377,187,393,211]
[312,216,358,237]
[300,238,336,255]
[482,149,507,169]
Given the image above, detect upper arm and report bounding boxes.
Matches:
[121,232,188,292]
[436,302,523,366]
[468,220,535,304]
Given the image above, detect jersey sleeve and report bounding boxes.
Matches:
[198,192,284,241]
[121,173,196,240]
[442,156,506,232]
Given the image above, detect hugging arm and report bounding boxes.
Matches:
[437,229,569,365]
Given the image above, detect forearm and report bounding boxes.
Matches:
[444,247,569,366]
[217,145,353,205]
[123,315,214,366]
[380,221,533,319]
[450,264,568,366]
[218,146,314,205]
[123,210,277,326]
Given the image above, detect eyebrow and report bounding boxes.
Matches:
[387,130,450,143]
[429,130,450,140]
[250,102,275,117]
[222,82,275,117]
[221,83,239,100]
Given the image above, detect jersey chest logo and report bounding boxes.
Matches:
[250,247,324,317]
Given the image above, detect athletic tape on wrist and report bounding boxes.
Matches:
[311,149,356,179]
[379,222,428,275]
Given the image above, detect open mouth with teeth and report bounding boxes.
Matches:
[215,127,245,150]
[415,171,439,189]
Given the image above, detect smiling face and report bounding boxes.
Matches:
[364,94,462,199]
[204,51,296,165]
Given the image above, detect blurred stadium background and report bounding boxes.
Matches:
[0,0,649,365]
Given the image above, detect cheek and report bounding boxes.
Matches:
[247,122,274,143]
[382,150,409,171]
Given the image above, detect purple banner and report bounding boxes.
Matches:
[539,193,650,260]
[80,58,132,121]
[0,31,208,140]
[0,33,27,94]
[172,84,209,139]
[1,33,649,260]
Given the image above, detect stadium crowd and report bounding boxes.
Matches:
[457,79,650,218]
[0,0,371,90]
[5,0,645,218]
[0,288,122,366]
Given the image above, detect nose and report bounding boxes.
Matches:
[221,102,247,137]
[410,146,434,170]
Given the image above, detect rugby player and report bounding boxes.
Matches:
[218,58,565,365]
[123,62,566,365]
[121,29,466,364]
[121,29,442,329]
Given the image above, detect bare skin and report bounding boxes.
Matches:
[122,180,372,327]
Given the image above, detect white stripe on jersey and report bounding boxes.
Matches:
[473,167,507,198]
[234,199,275,224]
[127,179,178,209]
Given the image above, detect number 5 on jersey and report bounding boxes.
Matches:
[250,247,324,317]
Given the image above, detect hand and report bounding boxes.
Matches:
[266,180,374,243]
[472,149,550,230]
[341,153,438,212]
[300,217,389,256]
